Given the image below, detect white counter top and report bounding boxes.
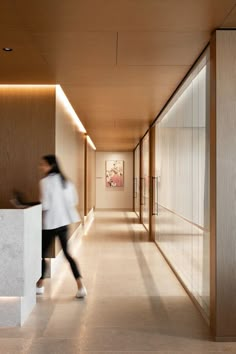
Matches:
[0,205,42,326]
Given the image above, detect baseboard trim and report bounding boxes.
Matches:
[215,336,236,342]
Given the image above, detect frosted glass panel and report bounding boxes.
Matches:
[154,61,210,316]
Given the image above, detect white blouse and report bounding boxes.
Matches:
[40,174,81,230]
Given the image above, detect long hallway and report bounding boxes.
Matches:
[1,211,236,353]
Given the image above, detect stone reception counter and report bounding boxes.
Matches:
[0,205,41,326]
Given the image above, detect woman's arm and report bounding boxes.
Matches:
[39,178,50,211]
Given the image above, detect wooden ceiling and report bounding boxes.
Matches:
[1,0,236,151]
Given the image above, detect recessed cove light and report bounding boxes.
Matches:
[3,47,13,52]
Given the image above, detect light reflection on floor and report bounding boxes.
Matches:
[154,206,210,315]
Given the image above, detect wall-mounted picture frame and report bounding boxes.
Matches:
[105,160,124,187]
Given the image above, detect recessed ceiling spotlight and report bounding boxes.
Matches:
[3,47,13,52]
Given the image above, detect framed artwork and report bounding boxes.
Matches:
[105,160,124,187]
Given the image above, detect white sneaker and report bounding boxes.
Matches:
[76,286,87,298]
[36,286,44,295]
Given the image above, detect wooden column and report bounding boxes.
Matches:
[84,137,96,216]
[210,29,236,341]
[140,138,144,224]
[149,125,156,242]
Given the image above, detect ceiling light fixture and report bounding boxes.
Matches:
[0,84,88,136]
[3,47,13,52]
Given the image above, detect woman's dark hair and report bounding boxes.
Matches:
[42,154,67,186]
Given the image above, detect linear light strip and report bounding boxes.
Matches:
[87,135,96,150]
[56,85,86,133]
[0,84,88,134]
[0,84,55,88]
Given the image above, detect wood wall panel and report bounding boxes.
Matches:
[134,144,140,217]
[140,133,150,231]
[86,142,96,214]
[55,89,85,224]
[210,32,217,338]
[211,30,236,340]
[150,125,156,241]
[0,86,56,208]
[76,132,86,221]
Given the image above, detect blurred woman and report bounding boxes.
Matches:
[36,154,86,298]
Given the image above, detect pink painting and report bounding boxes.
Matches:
[106,160,124,187]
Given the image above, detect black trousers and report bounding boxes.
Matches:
[41,226,81,280]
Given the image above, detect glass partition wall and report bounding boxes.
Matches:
[153,52,210,316]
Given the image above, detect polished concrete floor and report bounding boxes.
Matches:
[1,210,236,354]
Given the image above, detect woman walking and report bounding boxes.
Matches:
[36,154,87,298]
